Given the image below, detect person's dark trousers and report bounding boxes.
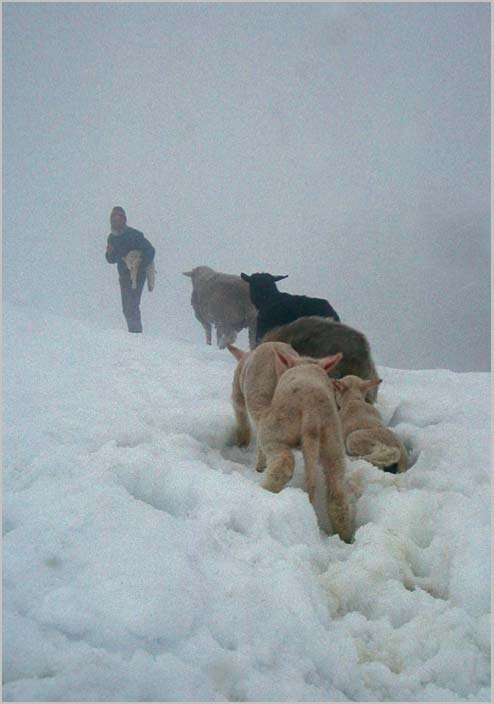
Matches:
[119,268,146,333]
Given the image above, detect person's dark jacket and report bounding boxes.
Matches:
[105,227,155,277]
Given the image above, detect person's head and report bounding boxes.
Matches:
[110,206,127,231]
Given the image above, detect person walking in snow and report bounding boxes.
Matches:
[105,206,156,333]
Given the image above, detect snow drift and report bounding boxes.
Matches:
[3,304,490,701]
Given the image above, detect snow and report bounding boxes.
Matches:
[3,303,491,702]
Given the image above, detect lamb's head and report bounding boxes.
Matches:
[183,266,216,286]
[274,348,343,380]
[123,250,142,268]
[240,272,288,309]
[333,375,382,408]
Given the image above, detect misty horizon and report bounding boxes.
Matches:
[3,2,490,372]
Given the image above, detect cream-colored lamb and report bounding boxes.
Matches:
[333,375,408,473]
[122,250,142,289]
[227,341,302,471]
[256,347,352,543]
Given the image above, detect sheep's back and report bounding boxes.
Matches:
[194,275,256,323]
[261,316,379,400]
[256,295,339,340]
[271,363,336,419]
[279,293,339,321]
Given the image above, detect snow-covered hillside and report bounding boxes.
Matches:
[3,305,490,702]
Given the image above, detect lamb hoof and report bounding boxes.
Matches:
[236,432,250,447]
[383,463,398,474]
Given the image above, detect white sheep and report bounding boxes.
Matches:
[257,347,352,542]
[333,375,408,473]
[183,266,257,349]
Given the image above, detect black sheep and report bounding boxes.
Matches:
[240,272,340,343]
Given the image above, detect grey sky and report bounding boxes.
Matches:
[3,2,490,371]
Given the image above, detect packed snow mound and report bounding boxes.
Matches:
[3,304,490,702]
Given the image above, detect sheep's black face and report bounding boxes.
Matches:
[241,272,288,309]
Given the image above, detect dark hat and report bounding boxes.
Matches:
[111,206,126,218]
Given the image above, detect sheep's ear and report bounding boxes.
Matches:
[183,271,193,277]
[318,352,343,373]
[364,378,382,389]
[240,273,251,283]
[227,344,246,362]
[273,275,288,282]
[275,350,298,369]
[332,379,344,392]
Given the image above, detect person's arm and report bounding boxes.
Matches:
[105,235,118,263]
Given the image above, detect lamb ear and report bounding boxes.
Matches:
[240,273,251,283]
[182,271,193,277]
[332,379,345,392]
[275,350,298,369]
[227,344,246,362]
[364,378,382,389]
[273,275,288,282]
[318,352,343,373]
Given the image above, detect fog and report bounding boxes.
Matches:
[3,2,490,371]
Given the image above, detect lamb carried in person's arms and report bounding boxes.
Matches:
[122,250,142,289]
